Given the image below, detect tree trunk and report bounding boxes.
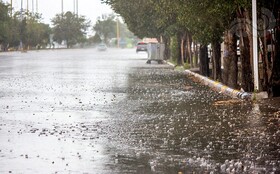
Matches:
[177,32,184,66]
[268,27,280,97]
[181,32,187,65]
[244,11,254,80]
[199,45,209,77]
[185,36,190,64]
[238,8,254,92]
[261,25,269,92]
[162,36,170,60]
[212,39,221,81]
[240,36,254,91]
[66,39,69,49]
[222,30,238,89]
[187,33,193,67]
[194,41,199,67]
[181,38,185,64]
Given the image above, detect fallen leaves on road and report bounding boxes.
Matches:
[213,99,244,106]
[184,85,193,90]
[274,110,280,117]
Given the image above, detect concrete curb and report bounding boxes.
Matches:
[184,70,252,100]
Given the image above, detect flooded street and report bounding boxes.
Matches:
[0,48,279,174]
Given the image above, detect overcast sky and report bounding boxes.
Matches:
[3,0,113,24]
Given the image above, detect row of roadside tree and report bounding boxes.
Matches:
[0,3,50,51]
[0,1,135,50]
[102,0,280,97]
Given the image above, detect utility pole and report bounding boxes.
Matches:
[20,0,23,20]
[32,0,34,13]
[36,0,38,13]
[252,0,259,91]
[73,0,75,14]
[76,0,78,16]
[10,0,12,16]
[61,0,63,14]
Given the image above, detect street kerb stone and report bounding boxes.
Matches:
[184,70,252,100]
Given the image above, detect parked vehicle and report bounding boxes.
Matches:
[97,43,107,51]
[136,42,147,53]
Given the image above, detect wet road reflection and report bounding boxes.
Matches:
[0,48,279,173]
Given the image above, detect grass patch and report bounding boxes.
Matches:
[174,66,185,71]
[184,62,190,69]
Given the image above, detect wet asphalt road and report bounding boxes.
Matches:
[0,48,279,174]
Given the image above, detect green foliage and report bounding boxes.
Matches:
[92,13,137,46]
[88,34,102,45]
[93,14,117,44]
[52,11,90,48]
[103,0,239,45]
[26,21,51,48]
[20,12,51,48]
[102,0,165,39]
[175,0,236,45]
[0,2,10,44]
[0,2,51,50]
[6,18,21,47]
